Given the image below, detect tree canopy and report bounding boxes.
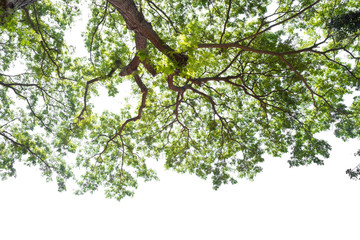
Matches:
[0,0,359,200]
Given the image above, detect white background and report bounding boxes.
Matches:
[1,133,360,240]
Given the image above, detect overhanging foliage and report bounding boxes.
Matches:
[0,0,359,200]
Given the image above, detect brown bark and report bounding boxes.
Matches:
[3,0,188,68]
[1,0,37,11]
[107,0,188,67]
[1,0,38,23]
[120,32,157,76]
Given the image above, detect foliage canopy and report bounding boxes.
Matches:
[0,0,359,200]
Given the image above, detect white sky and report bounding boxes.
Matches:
[1,133,360,240]
[1,2,360,240]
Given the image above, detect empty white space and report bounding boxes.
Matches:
[1,132,359,240]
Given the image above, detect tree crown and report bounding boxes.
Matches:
[0,0,359,200]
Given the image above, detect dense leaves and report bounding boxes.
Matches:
[0,0,359,200]
[327,10,360,40]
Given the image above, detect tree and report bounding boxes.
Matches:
[0,0,359,200]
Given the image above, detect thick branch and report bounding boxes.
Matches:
[167,73,188,93]
[119,32,157,77]
[107,0,188,67]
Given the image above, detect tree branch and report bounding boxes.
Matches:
[219,0,232,44]
[78,62,120,120]
[145,0,180,34]
[235,0,321,43]
[108,0,188,67]
[98,72,148,158]
[0,131,52,171]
